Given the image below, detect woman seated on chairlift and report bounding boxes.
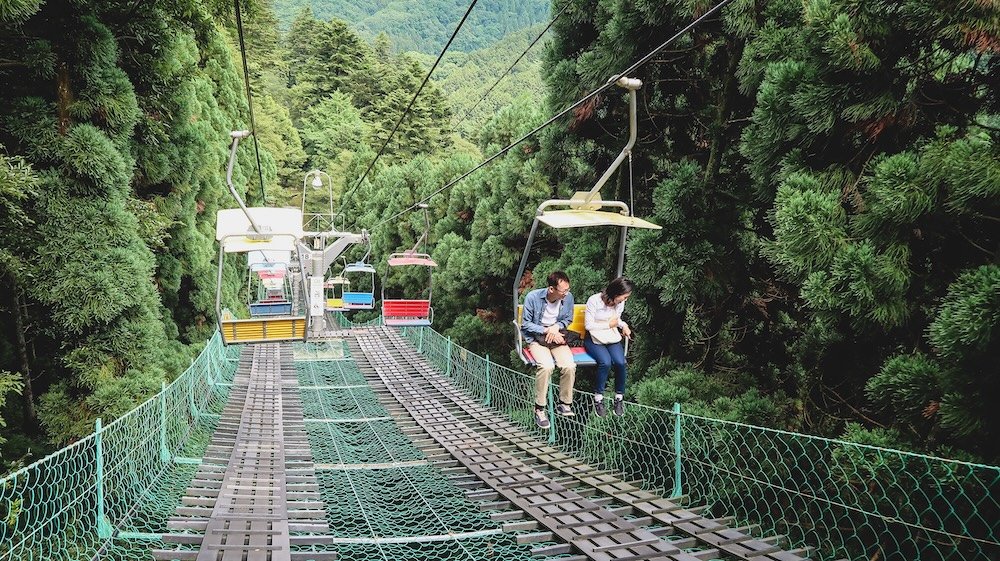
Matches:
[583,277,634,418]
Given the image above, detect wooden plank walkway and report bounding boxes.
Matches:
[354,330,705,561]
[153,344,335,561]
[150,326,821,561]
[360,327,816,561]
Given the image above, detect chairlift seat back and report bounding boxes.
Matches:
[250,302,293,316]
[383,299,432,326]
[343,292,375,308]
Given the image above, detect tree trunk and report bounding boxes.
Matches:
[703,40,745,187]
[702,295,731,375]
[13,289,36,426]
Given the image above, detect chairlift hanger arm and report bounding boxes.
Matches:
[407,204,431,254]
[512,77,660,322]
[225,130,263,234]
[586,77,641,205]
[320,231,366,270]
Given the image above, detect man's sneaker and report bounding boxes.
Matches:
[556,403,575,417]
[613,398,625,417]
[593,399,607,418]
[534,408,550,429]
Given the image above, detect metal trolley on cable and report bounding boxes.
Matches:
[512,77,662,366]
[382,204,437,326]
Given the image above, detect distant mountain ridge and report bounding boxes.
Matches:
[410,23,548,137]
[273,0,551,54]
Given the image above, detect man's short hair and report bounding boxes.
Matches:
[547,271,569,288]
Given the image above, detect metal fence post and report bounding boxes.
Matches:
[672,402,683,498]
[445,337,453,378]
[95,418,113,538]
[418,327,425,353]
[204,349,214,387]
[484,354,491,406]
[188,365,198,418]
[547,385,556,444]
[160,382,170,463]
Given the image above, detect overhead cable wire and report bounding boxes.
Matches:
[367,0,737,232]
[234,0,268,206]
[340,0,480,215]
[452,2,569,131]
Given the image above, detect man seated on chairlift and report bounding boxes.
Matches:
[521,271,577,429]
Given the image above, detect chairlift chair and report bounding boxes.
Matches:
[382,251,437,326]
[249,265,293,317]
[215,202,308,344]
[342,261,377,310]
[324,274,349,311]
[512,76,662,366]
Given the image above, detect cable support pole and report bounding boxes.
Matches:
[234,0,267,206]
[341,0,480,218]
[366,0,737,233]
[453,2,569,130]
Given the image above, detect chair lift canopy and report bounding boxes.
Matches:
[387,254,437,267]
[248,250,292,271]
[537,209,661,230]
[344,261,377,274]
[217,208,303,253]
[324,276,349,288]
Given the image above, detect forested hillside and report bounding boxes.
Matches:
[335,0,1000,462]
[0,0,997,471]
[0,0,264,460]
[273,0,550,53]
[412,24,548,138]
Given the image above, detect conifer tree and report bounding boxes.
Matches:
[0,0,278,445]
[741,0,999,456]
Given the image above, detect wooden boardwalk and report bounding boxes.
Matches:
[151,330,818,561]
[358,327,816,561]
[154,344,335,561]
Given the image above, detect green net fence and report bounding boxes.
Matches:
[289,340,541,561]
[0,333,238,561]
[4,322,997,561]
[395,325,1000,561]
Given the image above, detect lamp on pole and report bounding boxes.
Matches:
[302,169,335,232]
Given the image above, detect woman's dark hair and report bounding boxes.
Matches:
[602,277,634,303]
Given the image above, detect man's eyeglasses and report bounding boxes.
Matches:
[550,286,570,295]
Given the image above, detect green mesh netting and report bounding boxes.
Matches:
[4,325,996,561]
[0,334,545,561]
[393,325,1000,561]
[290,341,541,561]
[0,333,238,560]
[294,536,538,561]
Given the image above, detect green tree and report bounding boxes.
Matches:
[742,0,999,457]
[286,10,372,121]
[0,0,277,446]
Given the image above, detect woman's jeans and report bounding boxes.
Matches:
[584,335,626,395]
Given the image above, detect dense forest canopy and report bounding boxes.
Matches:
[272,0,551,53]
[0,0,997,474]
